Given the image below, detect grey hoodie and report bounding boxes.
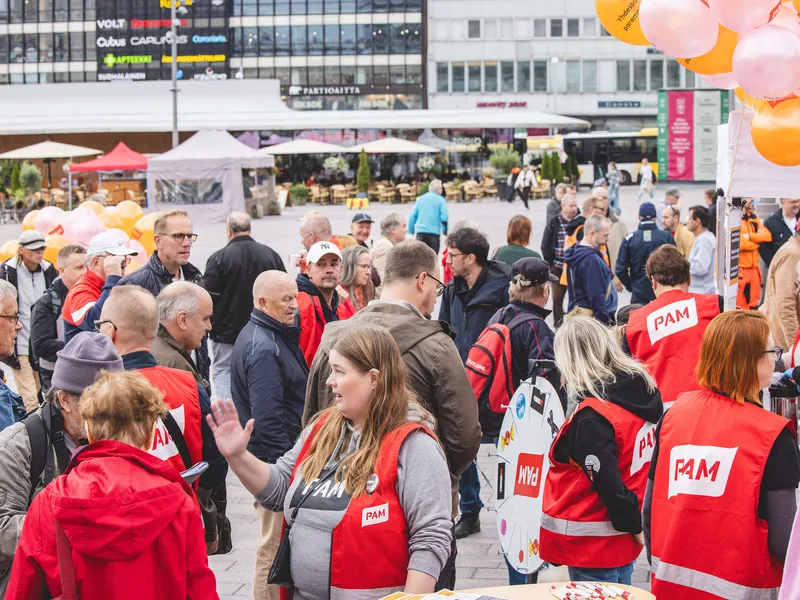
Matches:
[256,404,452,600]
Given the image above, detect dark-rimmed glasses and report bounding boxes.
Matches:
[416,272,445,297]
[165,233,198,243]
[764,346,784,361]
[0,313,19,325]
[94,319,117,333]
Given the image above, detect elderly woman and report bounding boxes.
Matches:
[6,371,218,600]
[340,245,375,314]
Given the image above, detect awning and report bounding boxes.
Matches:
[347,136,441,154]
[260,139,344,155]
[0,140,102,159]
[69,142,148,172]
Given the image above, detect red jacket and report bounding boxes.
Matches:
[6,440,218,600]
[296,274,351,366]
[62,269,105,328]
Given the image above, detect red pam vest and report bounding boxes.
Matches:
[650,389,788,600]
[625,290,719,409]
[297,291,351,366]
[283,415,435,600]
[136,366,203,486]
[540,397,655,569]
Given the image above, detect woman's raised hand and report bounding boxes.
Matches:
[206,399,254,460]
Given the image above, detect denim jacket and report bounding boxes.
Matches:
[0,378,25,432]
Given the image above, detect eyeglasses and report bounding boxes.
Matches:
[764,346,784,361]
[448,251,465,259]
[0,313,19,325]
[416,272,445,297]
[94,319,117,332]
[165,233,198,243]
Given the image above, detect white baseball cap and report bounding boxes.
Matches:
[307,241,342,264]
[86,232,138,257]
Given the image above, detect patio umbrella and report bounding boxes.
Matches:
[260,139,344,155]
[347,136,441,154]
[0,141,102,188]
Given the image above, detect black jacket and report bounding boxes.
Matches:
[615,221,675,304]
[118,253,210,380]
[0,257,58,370]
[439,260,512,362]
[554,371,663,535]
[30,277,68,382]
[231,309,309,463]
[565,243,613,324]
[542,214,584,268]
[204,235,286,345]
[761,209,795,268]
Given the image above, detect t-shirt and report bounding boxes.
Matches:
[493,244,542,266]
[785,215,798,235]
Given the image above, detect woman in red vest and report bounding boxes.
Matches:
[644,311,800,600]
[208,325,453,600]
[540,316,662,585]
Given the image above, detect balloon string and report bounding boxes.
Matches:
[726,108,746,196]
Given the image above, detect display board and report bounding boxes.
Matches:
[495,376,565,575]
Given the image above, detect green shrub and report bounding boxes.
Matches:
[551,152,564,183]
[356,149,370,194]
[418,181,430,195]
[19,162,42,195]
[10,163,20,191]
[289,183,309,205]
[489,149,522,175]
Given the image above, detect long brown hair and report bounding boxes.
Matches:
[697,311,770,405]
[300,325,433,496]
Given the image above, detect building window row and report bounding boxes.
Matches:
[616,58,694,92]
[233,0,421,17]
[258,62,422,86]
[0,31,95,62]
[231,23,421,56]
[436,16,607,41]
[0,70,92,83]
[436,60,548,94]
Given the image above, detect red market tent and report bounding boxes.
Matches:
[69,142,147,173]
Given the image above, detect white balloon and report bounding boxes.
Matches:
[701,72,739,89]
[733,24,800,100]
[709,0,781,33]
[640,0,720,58]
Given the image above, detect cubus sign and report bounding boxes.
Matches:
[514,453,544,499]
[646,298,699,344]
[668,444,738,499]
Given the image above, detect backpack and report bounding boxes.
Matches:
[465,310,538,438]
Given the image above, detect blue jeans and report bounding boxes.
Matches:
[568,561,635,585]
[609,187,620,215]
[458,460,484,516]
[506,558,540,585]
[210,340,235,402]
[637,184,654,202]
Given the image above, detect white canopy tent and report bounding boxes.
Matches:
[147,130,275,222]
[0,141,101,160]
[348,137,442,154]
[259,139,344,155]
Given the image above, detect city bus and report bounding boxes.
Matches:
[561,128,658,187]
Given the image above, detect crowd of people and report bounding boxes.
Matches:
[0,180,798,600]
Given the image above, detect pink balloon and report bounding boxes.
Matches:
[105,228,129,244]
[65,207,105,248]
[700,72,738,89]
[709,0,781,33]
[640,0,719,58]
[33,206,65,236]
[733,25,800,100]
[771,5,800,36]
[126,239,147,259]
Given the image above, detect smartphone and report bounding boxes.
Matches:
[181,461,209,485]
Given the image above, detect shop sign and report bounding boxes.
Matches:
[192,34,227,43]
[131,18,188,28]
[476,101,528,109]
[193,67,228,81]
[97,19,126,29]
[598,100,642,108]
[288,85,362,96]
[162,54,226,63]
[103,53,152,67]
[452,136,483,145]
[131,34,189,46]
[97,72,146,81]
[160,0,193,7]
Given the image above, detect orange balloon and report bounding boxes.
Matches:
[79,200,105,217]
[0,240,18,263]
[22,210,39,232]
[752,98,800,166]
[43,234,71,267]
[116,200,145,236]
[99,211,124,230]
[130,211,160,256]
[595,0,650,46]
[678,26,738,75]
[735,87,767,110]
[795,0,800,12]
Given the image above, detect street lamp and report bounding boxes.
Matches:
[170,2,188,148]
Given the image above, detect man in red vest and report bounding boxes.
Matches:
[97,285,227,548]
[624,245,722,410]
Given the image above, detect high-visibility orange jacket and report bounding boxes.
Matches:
[739,211,772,270]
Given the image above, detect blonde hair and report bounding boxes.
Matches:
[554,317,656,404]
[301,325,435,496]
[154,209,190,235]
[80,371,168,450]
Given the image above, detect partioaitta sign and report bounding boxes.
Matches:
[288,85,362,96]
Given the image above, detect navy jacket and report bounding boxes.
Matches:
[121,351,226,489]
[231,309,309,464]
[439,260,512,362]
[119,253,210,381]
[761,209,795,269]
[565,243,613,324]
[615,221,675,304]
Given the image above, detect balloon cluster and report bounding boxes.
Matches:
[596,0,800,166]
[0,200,160,271]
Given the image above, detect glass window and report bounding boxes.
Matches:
[667,60,680,87]
[324,64,340,84]
[291,0,305,14]
[69,0,81,20]
[484,61,497,92]
[54,32,67,61]
[308,66,324,85]
[633,59,647,91]
[243,0,257,15]
[533,60,547,91]
[583,60,597,92]
[323,24,339,54]
[291,25,307,54]
[54,0,66,20]
[0,1,7,23]
[374,63,389,86]
[260,26,274,55]
[275,0,290,14]
[10,73,23,84]
[390,23,406,53]
[357,24,372,54]
[372,0,387,13]
[8,34,22,62]
[40,0,53,22]
[357,0,372,11]
[452,20,464,39]
[517,61,530,92]
[54,72,68,82]
[260,67,274,79]
[566,60,580,92]
[243,27,258,56]
[468,62,481,91]
[373,24,388,54]
[534,19,546,37]
[243,68,258,79]
[567,19,579,37]
[232,0,242,15]
[583,18,596,36]
[341,65,355,84]
[405,0,420,10]
[501,60,514,92]
[684,67,695,88]
[516,19,530,38]
[550,19,562,37]
[275,67,290,86]
[407,64,421,85]
[23,0,34,22]
[390,64,405,85]
[601,25,611,37]
[291,68,306,85]
[340,24,356,54]
[616,60,630,91]
[275,26,290,55]
[389,0,404,11]
[9,0,21,23]
[308,0,323,14]
[484,19,497,39]
[356,65,369,84]
[0,36,6,62]
[650,59,663,90]
[452,62,464,92]
[69,31,83,61]
[260,0,275,14]
[85,31,95,61]
[468,20,480,39]
[307,27,323,54]
[340,0,355,13]
[407,24,421,53]
[23,33,36,62]
[500,18,513,39]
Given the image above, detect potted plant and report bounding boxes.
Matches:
[356,149,370,199]
[489,149,522,199]
[551,152,565,185]
[19,162,43,208]
[289,183,309,206]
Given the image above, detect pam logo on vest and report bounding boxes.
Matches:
[646,298,699,345]
[362,503,389,527]
[668,444,738,499]
[149,405,185,461]
[514,453,544,498]
[630,421,656,476]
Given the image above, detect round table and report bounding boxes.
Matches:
[462,583,655,600]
